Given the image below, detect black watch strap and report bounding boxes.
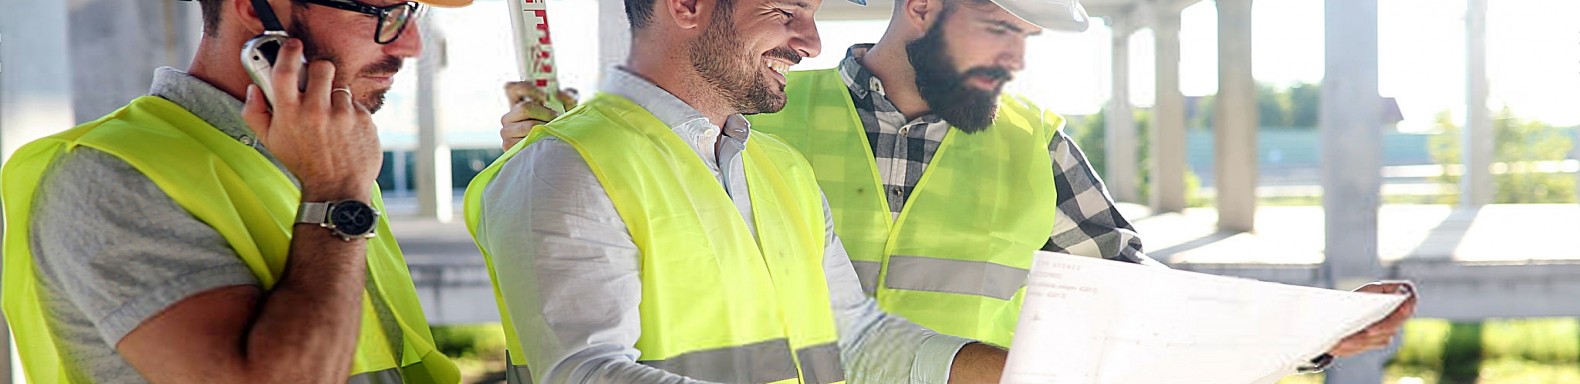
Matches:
[1296,353,1335,374]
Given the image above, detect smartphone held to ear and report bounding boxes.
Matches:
[242,31,308,107]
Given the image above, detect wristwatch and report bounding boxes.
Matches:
[296,200,380,241]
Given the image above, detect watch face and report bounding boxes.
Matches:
[330,200,378,236]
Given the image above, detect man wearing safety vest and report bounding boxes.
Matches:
[2,0,468,382]
[499,0,1416,376]
[743,0,1417,371]
[466,0,1022,380]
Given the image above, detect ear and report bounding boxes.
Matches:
[233,0,295,36]
[901,0,942,32]
[665,0,708,30]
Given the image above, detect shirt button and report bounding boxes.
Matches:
[238,136,254,146]
[890,187,903,196]
[898,126,910,135]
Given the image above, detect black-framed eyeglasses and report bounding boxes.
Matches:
[299,0,426,45]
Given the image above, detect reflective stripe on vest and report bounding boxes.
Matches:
[794,342,845,384]
[853,258,1031,300]
[0,96,458,383]
[640,339,798,383]
[850,261,881,296]
[637,340,844,384]
[347,367,403,384]
[885,256,1030,300]
[747,69,1061,347]
[504,342,842,384]
[464,93,843,384]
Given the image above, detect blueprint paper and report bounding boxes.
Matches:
[1001,251,1408,384]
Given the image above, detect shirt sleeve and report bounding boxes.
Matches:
[476,138,715,384]
[1044,130,1167,267]
[820,194,975,383]
[28,148,260,346]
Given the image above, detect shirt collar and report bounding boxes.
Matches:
[836,44,944,127]
[599,66,752,141]
[838,44,881,101]
[147,67,256,144]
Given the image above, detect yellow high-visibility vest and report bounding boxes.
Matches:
[1,96,458,383]
[748,68,1061,347]
[464,93,844,384]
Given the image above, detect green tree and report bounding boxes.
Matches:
[1258,82,1292,127]
[1427,108,1576,204]
[1065,108,1151,203]
[1066,108,1207,206]
[1287,83,1321,128]
[1191,81,1321,130]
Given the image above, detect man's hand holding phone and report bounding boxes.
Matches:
[240,38,382,203]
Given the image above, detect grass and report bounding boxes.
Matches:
[1278,318,1580,384]
[430,324,509,383]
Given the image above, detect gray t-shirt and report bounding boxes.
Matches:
[28,67,290,382]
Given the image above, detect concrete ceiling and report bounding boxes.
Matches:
[815,0,1200,25]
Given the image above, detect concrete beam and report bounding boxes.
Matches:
[1321,0,1384,289]
[408,262,499,325]
[68,0,201,123]
[1214,0,1256,232]
[412,255,1580,327]
[1169,263,1325,287]
[1105,17,1139,203]
[814,0,892,21]
[1171,261,1580,321]
[416,19,454,222]
[1151,10,1187,212]
[814,1,1178,22]
[415,256,1580,326]
[1321,0,1385,381]
[598,0,632,83]
[1462,0,1493,207]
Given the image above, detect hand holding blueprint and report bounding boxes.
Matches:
[1001,252,1410,384]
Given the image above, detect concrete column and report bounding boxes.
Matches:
[1151,11,1187,212]
[1215,0,1257,232]
[1105,18,1138,203]
[1321,0,1386,383]
[416,19,453,222]
[597,0,632,84]
[1462,0,1493,207]
[68,0,202,123]
[1,2,75,383]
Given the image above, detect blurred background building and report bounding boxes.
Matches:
[2,0,1578,383]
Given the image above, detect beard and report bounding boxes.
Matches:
[289,9,403,113]
[687,3,802,115]
[904,12,1011,133]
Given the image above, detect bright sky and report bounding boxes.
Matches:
[379,0,1580,149]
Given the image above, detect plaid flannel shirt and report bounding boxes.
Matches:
[837,44,1157,265]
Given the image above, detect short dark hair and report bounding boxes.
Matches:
[194,0,306,36]
[945,0,995,12]
[197,0,223,35]
[625,0,656,29]
[626,0,734,31]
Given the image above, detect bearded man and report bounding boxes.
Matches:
[744,0,1417,372]
[463,0,1023,381]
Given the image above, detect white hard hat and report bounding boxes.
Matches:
[989,0,1090,32]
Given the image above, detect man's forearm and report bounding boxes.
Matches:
[948,343,1008,384]
[240,221,371,383]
